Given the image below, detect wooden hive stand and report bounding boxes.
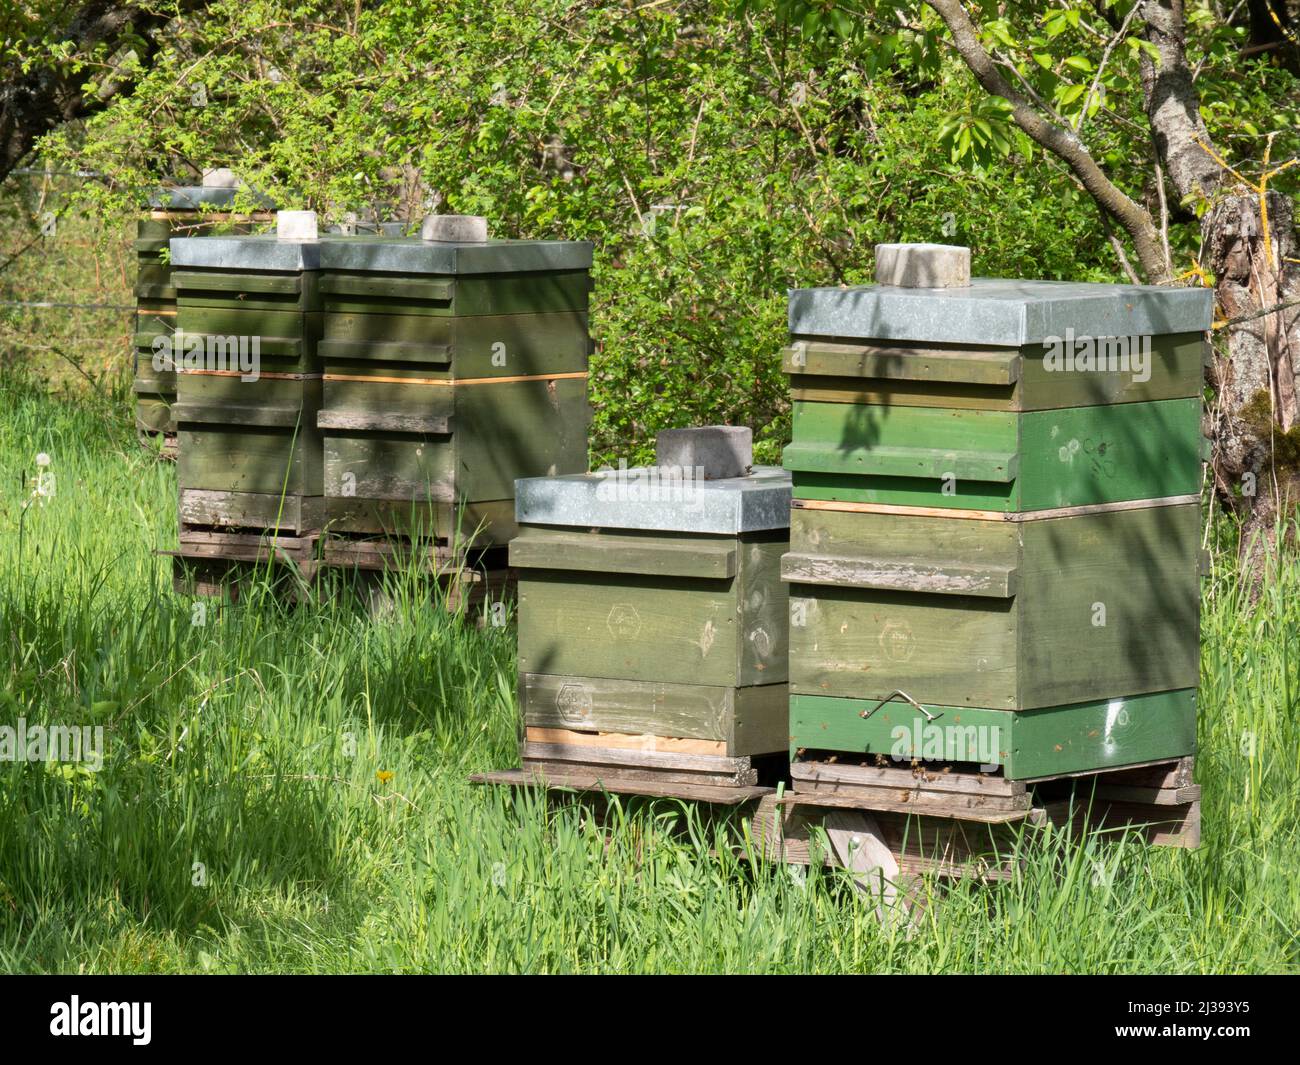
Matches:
[749,753,1199,916]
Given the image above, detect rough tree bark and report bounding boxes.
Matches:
[0,2,196,186]
[926,0,1300,574]
[1203,193,1300,567]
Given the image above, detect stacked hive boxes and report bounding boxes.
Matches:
[781,244,1212,779]
[133,177,273,441]
[169,211,325,535]
[509,428,792,787]
[315,215,593,547]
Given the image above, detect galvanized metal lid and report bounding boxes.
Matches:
[788,278,1213,345]
[516,465,791,535]
[146,186,274,210]
[169,233,343,271]
[317,236,593,275]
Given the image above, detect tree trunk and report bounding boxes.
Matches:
[1202,189,1300,576]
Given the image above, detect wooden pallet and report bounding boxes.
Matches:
[750,796,1023,880]
[167,527,513,616]
[781,754,1199,843]
[1035,756,1201,849]
[790,759,1033,820]
[320,536,513,614]
[474,725,787,803]
[167,526,320,599]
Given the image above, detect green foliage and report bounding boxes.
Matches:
[10,3,1299,460]
[32,0,1123,465]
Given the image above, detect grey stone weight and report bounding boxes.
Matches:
[422,214,489,242]
[875,242,971,288]
[277,210,318,240]
[515,466,791,535]
[201,168,240,188]
[788,277,1214,346]
[656,426,753,481]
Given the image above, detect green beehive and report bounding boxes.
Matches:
[133,178,273,439]
[510,430,792,773]
[782,244,1213,780]
[315,215,593,545]
[170,211,326,534]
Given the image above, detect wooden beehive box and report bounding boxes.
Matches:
[510,454,791,766]
[133,184,273,440]
[315,223,593,545]
[784,278,1211,512]
[169,228,325,534]
[782,246,1213,780]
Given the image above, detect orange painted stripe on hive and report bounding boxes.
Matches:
[323,371,588,387]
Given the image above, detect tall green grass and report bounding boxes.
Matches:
[0,373,1296,973]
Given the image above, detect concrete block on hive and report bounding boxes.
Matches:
[421,214,489,243]
[656,426,752,481]
[276,210,318,240]
[875,242,971,289]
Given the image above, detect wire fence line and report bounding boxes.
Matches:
[1,300,136,312]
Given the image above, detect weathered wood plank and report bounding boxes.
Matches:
[793,779,1031,813]
[522,741,752,775]
[784,440,1018,483]
[322,434,454,502]
[317,410,452,434]
[523,727,727,756]
[322,271,590,317]
[1041,797,1201,849]
[791,759,1024,798]
[522,673,735,742]
[174,269,303,295]
[178,488,324,534]
[510,529,736,579]
[1091,783,1201,805]
[320,275,453,301]
[782,341,1020,385]
[782,551,1018,598]
[779,790,1037,823]
[472,768,770,805]
[520,673,788,756]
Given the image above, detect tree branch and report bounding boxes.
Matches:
[924,0,1168,280]
[0,2,203,184]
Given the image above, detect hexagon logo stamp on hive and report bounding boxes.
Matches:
[555,683,593,724]
[879,619,915,663]
[606,603,642,639]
